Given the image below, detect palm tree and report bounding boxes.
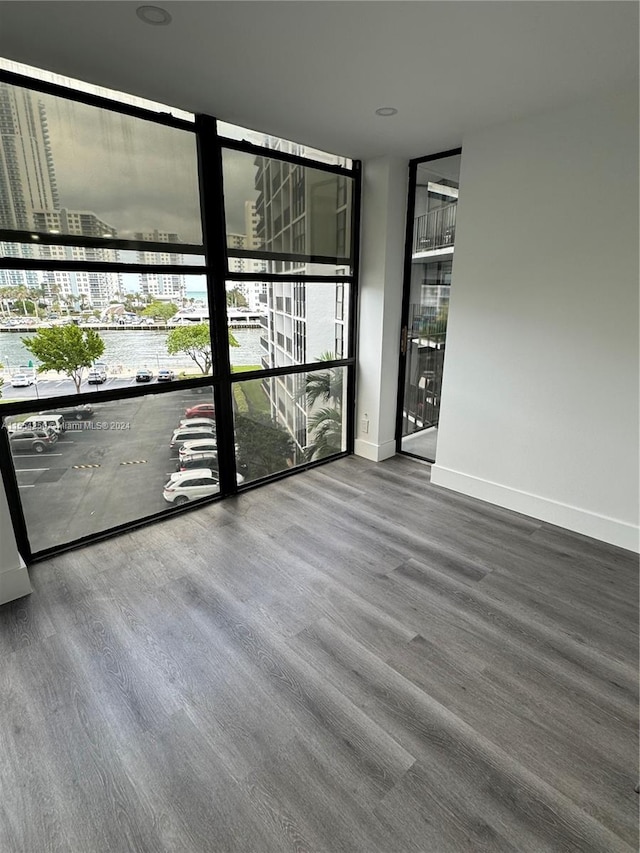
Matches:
[304,352,344,461]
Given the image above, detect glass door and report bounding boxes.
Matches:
[397,150,461,462]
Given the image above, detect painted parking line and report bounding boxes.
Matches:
[17,453,63,458]
[15,468,50,473]
[18,484,35,489]
[57,440,75,444]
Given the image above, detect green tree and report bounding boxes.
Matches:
[2,285,36,316]
[304,353,344,461]
[166,323,239,374]
[235,412,294,479]
[142,301,177,321]
[22,326,105,393]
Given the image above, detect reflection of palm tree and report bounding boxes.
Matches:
[304,352,344,461]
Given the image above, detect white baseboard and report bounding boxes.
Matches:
[431,464,639,554]
[354,438,396,463]
[0,558,32,605]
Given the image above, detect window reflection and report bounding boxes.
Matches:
[3,389,218,551]
[221,149,353,262]
[234,366,347,483]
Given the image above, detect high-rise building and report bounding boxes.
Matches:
[253,141,351,456]
[227,231,248,275]
[0,82,59,231]
[32,208,122,309]
[225,208,268,311]
[0,82,58,291]
[0,86,123,306]
[135,230,186,302]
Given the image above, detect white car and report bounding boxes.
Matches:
[11,373,34,387]
[169,426,216,453]
[176,417,216,430]
[163,468,221,505]
[168,468,245,486]
[87,368,107,384]
[178,438,219,461]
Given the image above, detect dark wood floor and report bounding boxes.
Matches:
[0,454,638,852]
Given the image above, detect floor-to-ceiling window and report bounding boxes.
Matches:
[396,151,461,462]
[0,64,359,561]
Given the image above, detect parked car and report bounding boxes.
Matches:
[8,428,58,453]
[40,404,94,422]
[163,469,222,505]
[169,465,245,484]
[157,369,175,382]
[177,417,216,430]
[19,414,65,434]
[87,368,107,384]
[176,454,248,476]
[135,368,153,383]
[169,426,216,453]
[178,438,219,461]
[175,453,219,473]
[184,403,215,418]
[10,373,34,387]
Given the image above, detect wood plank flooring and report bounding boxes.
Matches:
[0,454,637,852]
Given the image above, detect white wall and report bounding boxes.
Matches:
[355,156,408,461]
[432,89,639,552]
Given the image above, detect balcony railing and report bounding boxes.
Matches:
[413,203,456,254]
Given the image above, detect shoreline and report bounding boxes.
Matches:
[0,321,263,333]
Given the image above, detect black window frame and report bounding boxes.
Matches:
[0,66,361,564]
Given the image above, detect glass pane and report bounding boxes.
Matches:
[228,261,351,277]
[233,366,347,483]
[3,388,219,552]
[230,281,349,372]
[0,274,215,404]
[217,121,352,168]
[221,149,353,261]
[0,81,202,244]
[401,154,460,462]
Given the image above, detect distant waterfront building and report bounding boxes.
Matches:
[227,232,247,275]
[0,241,39,290]
[0,84,122,307]
[135,230,186,302]
[32,208,122,309]
[226,220,267,312]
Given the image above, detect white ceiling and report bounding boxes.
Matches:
[0,1,637,160]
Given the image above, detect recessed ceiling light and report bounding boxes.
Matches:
[136,5,172,25]
[375,107,398,117]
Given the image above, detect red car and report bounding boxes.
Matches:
[184,403,215,419]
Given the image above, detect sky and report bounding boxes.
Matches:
[40,90,258,243]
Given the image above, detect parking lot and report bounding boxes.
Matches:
[3,374,174,402]
[6,389,217,553]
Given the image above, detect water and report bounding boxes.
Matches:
[0,327,263,372]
